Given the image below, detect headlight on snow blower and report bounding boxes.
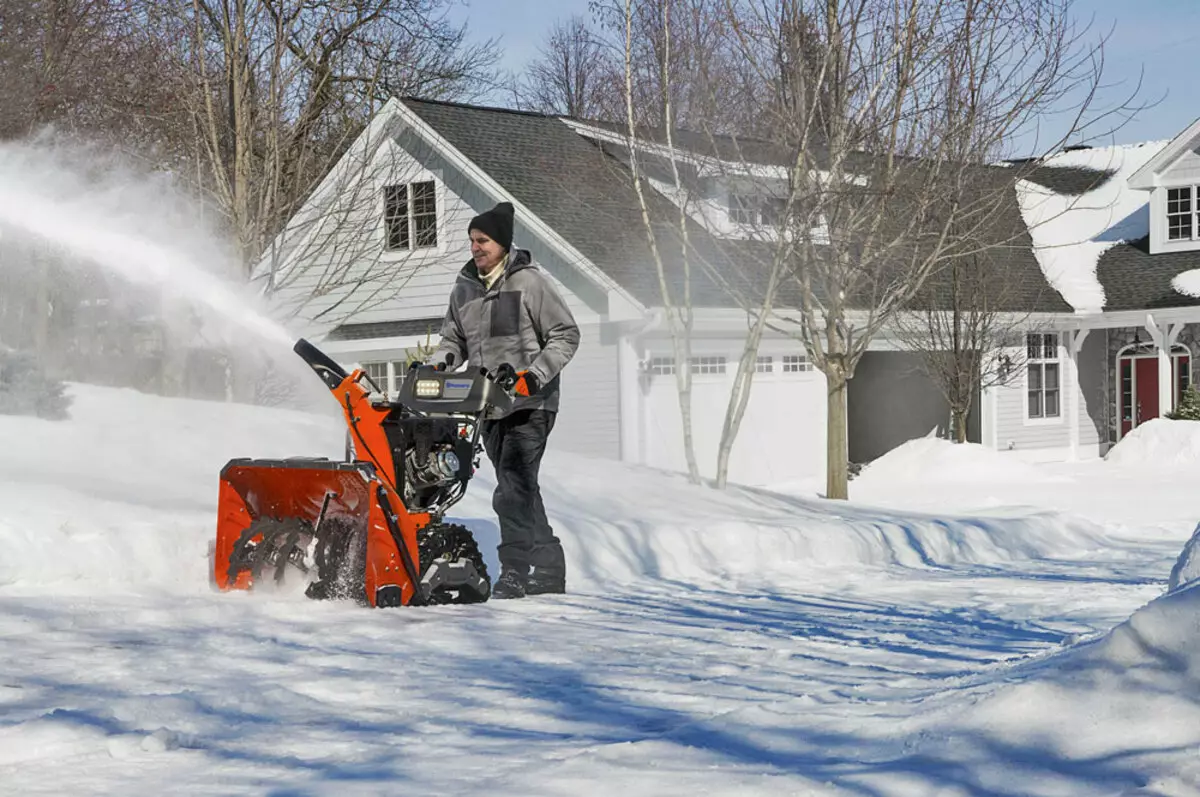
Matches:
[414,378,442,398]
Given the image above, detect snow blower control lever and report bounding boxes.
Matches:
[213,338,512,607]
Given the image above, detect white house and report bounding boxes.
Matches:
[263,97,1200,488]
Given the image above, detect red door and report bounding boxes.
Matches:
[1135,357,1159,428]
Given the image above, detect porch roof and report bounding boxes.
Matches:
[1096,237,1200,311]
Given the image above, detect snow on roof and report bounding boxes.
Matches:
[1015,141,1169,313]
[1172,269,1200,298]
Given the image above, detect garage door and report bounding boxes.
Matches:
[642,350,827,487]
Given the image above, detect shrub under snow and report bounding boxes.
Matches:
[1104,418,1200,468]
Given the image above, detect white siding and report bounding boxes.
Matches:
[270,130,601,333]
[552,323,621,459]
[995,336,1070,452]
[994,332,1104,458]
[1167,145,1200,182]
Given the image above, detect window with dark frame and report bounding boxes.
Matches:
[1168,187,1194,241]
[756,355,774,373]
[1027,332,1060,419]
[727,193,786,227]
[384,181,438,251]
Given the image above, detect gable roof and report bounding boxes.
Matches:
[1128,116,1200,189]
[401,97,787,309]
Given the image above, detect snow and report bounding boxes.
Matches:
[852,435,1054,486]
[4,385,1200,794]
[1104,416,1200,468]
[1015,141,1168,313]
[1173,268,1200,298]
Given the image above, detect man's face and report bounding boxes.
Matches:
[470,230,506,274]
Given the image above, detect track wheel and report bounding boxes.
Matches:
[418,523,492,604]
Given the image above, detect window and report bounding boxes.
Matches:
[1179,355,1192,404]
[1167,187,1196,241]
[362,362,390,394]
[649,356,675,376]
[755,356,774,373]
[360,361,408,397]
[727,193,786,227]
[384,181,438,251]
[1026,333,1060,419]
[782,354,813,373]
[690,356,727,375]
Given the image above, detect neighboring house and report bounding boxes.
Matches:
[262,96,1200,487]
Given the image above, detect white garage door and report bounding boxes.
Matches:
[642,349,827,487]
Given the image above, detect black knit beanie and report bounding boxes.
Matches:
[468,201,515,251]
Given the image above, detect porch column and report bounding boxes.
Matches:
[1145,315,1177,417]
[1067,329,1090,461]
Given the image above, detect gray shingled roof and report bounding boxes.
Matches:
[327,318,443,341]
[402,97,799,308]
[1097,238,1200,311]
[400,97,1068,314]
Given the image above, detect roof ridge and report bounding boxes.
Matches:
[398,95,568,121]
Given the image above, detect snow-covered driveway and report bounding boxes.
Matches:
[2,386,1198,795]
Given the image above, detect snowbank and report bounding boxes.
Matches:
[1103,417,1200,467]
[0,384,1114,597]
[852,436,1051,487]
[1015,141,1167,313]
[911,582,1200,794]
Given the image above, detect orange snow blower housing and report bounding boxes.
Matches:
[213,339,510,607]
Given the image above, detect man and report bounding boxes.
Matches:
[431,201,580,599]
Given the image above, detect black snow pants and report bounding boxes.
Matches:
[481,408,564,577]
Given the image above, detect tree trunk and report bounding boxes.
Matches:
[826,373,849,499]
[953,407,968,443]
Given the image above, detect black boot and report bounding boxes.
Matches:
[492,569,527,600]
[527,569,565,595]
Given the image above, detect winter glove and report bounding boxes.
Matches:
[513,370,540,397]
[492,362,518,390]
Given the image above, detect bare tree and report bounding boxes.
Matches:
[260,111,481,327]
[716,0,1128,499]
[517,15,613,119]
[174,0,497,274]
[892,246,1035,443]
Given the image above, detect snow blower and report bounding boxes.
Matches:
[213,339,511,607]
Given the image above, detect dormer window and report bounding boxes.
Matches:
[728,192,787,227]
[1166,187,1200,241]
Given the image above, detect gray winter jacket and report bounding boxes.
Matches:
[433,248,580,415]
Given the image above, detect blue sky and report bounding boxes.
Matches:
[450,0,1199,150]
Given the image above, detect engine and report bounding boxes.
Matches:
[386,416,476,514]
[405,445,462,489]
